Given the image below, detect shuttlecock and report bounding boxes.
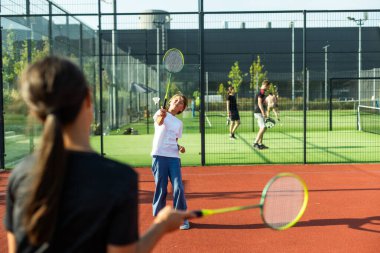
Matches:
[153,97,160,105]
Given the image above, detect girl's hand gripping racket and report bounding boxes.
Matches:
[192,172,308,230]
[162,48,184,109]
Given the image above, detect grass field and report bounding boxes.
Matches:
[88,109,380,167]
[90,129,380,167]
[5,109,380,168]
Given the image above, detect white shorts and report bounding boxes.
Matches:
[254,113,266,128]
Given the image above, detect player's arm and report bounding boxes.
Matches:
[176,138,185,153]
[107,207,194,253]
[226,99,230,116]
[7,232,16,253]
[155,108,167,126]
[265,97,270,118]
[258,96,265,118]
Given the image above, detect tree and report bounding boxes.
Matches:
[3,31,18,90]
[3,30,50,91]
[227,61,243,94]
[2,31,50,113]
[169,82,180,97]
[249,55,267,92]
[217,83,227,98]
[16,38,50,81]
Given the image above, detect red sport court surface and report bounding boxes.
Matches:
[1,164,380,253]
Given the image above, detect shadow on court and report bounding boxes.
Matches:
[190,216,380,234]
[138,189,262,205]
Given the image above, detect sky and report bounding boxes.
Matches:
[51,0,380,14]
[95,0,380,12]
[49,0,380,30]
[137,0,380,11]
[121,0,379,13]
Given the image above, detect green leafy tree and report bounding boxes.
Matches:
[3,31,50,90]
[227,61,243,94]
[3,31,18,90]
[249,55,267,91]
[15,38,50,81]
[3,31,50,112]
[169,82,180,97]
[217,83,227,98]
[32,38,50,61]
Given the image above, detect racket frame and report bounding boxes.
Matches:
[162,48,184,109]
[260,172,309,230]
[265,117,276,128]
[193,172,308,231]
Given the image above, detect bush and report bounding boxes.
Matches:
[4,89,26,114]
[92,123,102,136]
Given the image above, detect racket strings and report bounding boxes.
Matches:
[164,51,184,73]
[262,177,305,229]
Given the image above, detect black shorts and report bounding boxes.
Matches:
[230,110,240,121]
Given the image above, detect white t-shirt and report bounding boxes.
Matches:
[151,110,183,158]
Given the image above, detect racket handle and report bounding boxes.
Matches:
[192,210,204,217]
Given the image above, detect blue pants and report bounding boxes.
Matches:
[151,155,187,216]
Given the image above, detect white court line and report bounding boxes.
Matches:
[138,169,380,178]
[182,170,380,176]
[205,113,212,127]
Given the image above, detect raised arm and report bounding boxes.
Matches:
[155,108,167,126]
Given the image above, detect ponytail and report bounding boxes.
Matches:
[23,114,67,245]
[19,56,89,245]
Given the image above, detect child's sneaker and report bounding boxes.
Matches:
[180,220,190,230]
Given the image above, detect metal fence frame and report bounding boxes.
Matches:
[1,1,380,168]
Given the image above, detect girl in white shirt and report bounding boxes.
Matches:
[151,94,190,230]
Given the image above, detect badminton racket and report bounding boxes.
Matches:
[265,117,276,128]
[162,48,184,109]
[192,172,308,230]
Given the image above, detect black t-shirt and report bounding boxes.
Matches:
[254,89,267,113]
[4,150,138,253]
[227,94,238,111]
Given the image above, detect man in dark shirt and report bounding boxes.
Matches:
[253,80,270,149]
[226,86,240,140]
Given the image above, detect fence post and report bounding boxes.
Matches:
[98,0,105,156]
[0,18,5,169]
[199,0,205,166]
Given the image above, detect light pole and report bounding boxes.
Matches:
[323,44,330,102]
[111,0,117,128]
[102,0,117,128]
[347,13,368,104]
[153,15,170,100]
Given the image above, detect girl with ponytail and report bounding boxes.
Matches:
[5,56,194,253]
